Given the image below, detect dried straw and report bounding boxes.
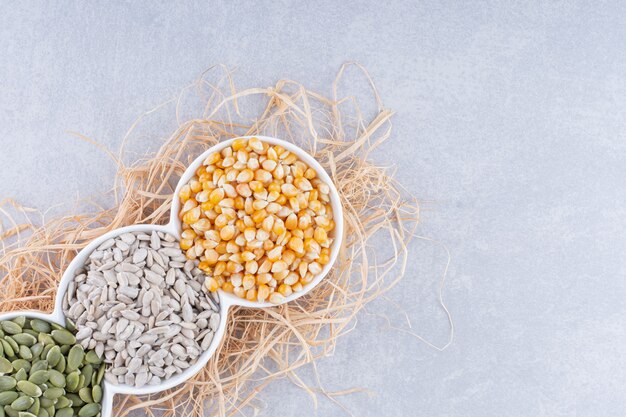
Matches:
[0,63,452,416]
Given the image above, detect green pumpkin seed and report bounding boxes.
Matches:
[64,394,82,408]
[37,408,48,417]
[54,356,65,374]
[53,409,71,417]
[43,406,54,417]
[18,346,32,361]
[29,361,48,374]
[54,397,71,409]
[26,397,39,415]
[4,406,18,417]
[16,369,27,381]
[0,357,13,374]
[46,370,64,389]
[83,352,100,365]
[27,371,49,385]
[58,346,70,356]
[1,322,22,335]
[0,405,4,417]
[17,381,42,397]
[9,397,33,412]
[36,398,52,410]
[28,321,50,335]
[42,388,63,401]
[11,334,36,348]
[11,318,25,329]
[11,360,30,373]
[66,347,84,372]
[65,372,79,393]
[19,413,37,417]
[94,366,105,386]
[80,366,92,387]
[77,375,85,391]
[90,386,101,404]
[77,403,100,417]
[50,332,74,347]
[0,392,19,406]
[44,348,61,368]
[63,320,75,333]
[5,338,19,354]
[1,341,15,358]
[29,344,42,360]
[77,388,92,404]
[0,376,17,390]
[0,340,4,356]
[37,335,54,348]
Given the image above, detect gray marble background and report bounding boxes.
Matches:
[1,1,625,416]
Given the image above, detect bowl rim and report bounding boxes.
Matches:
[170,135,344,309]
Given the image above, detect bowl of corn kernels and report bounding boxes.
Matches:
[170,136,343,307]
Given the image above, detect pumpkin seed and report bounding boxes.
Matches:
[26,397,39,415]
[42,388,63,401]
[37,408,48,417]
[46,370,64,388]
[36,398,52,410]
[4,406,18,417]
[0,357,13,374]
[29,361,47,374]
[9,397,33,412]
[65,371,80,393]
[17,381,42,397]
[50,331,75,347]
[66,346,84,372]
[78,403,100,417]
[12,334,36,348]
[10,360,29,373]
[44,347,61,368]
[27,370,49,385]
[18,346,32,361]
[29,345,42,360]
[53,409,72,417]
[10,318,25,329]
[0,341,14,358]
[77,388,92,404]
[5,338,19,354]
[14,369,27,382]
[53,356,65,374]
[90,386,101,404]
[19,413,37,417]
[84,352,100,365]
[0,392,18,406]
[64,394,82,408]
[0,376,17,390]
[1,322,22,335]
[28,321,50,335]
[54,397,71,409]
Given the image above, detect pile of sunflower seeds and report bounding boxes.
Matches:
[63,231,221,388]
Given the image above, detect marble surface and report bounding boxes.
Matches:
[1,1,625,416]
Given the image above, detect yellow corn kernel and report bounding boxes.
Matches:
[258,259,272,274]
[225,260,238,273]
[287,237,304,254]
[271,260,288,273]
[318,252,330,265]
[201,239,218,250]
[285,213,298,230]
[242,274,256,290]
[262,240,274,251]
[304,226,314,239]
[190,180,202,193]
[309,200,322,213]
[309,261,322,275]
[273,270,289,281]
[252,200,269,211]
[292,282,303,292]
[222,282,234,293]
[179,184,191,202]
[182,207,201,224]
[273,164,285,180]
[262,159,277,171]
[236,149,249,164]
[181,229,197,240]
[236,183,252,198]
[281,183,299,197]
[232,138,247,151]
[267,190,280,202]
[237,169,254,183]
[226,240,240,254]
[196,165,207,177]
[308,189,319,202]
[255,169,273,183]
[205,152,221,165]
[219,198,234,208]
[234,196,245,210]
[235,219,245,232]
[249,137,264,153]
[244,227,256,241]
[245,288,257,301]
[257,284,270,302]
[256,273,272,285]
[245,260,258,274]
[288,197,300,212]
[277,284,293,297]
[209,188,225,204]
[314,227,327,244]
[266,202,281,214]
[296,194,309,209]
[198,261,210,271]
[200,201,214,212]
[214,214,229,228]
[261,215,275,232]
[205,277,219,292]
[298,262,308,278]
[298,214,312,229]
[220,225,236,241]
[267,146,279,160]
[284,272,299,285]
[249,180,264,193]
[222,156,235,167]
[241,251,255,262]
[304,238,321,254]
[304,168,317,179]
[251,209,267,224]
[201,178,212,188]
[234,286,246,298]
[282,250,296,265]
[276,195,287,205]
[267,246,282,261]
[215,242,228,255]
[269,292,285,304]
[204,249,219,265]
[192,219,212,232]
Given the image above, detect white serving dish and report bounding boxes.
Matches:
[0,136,344,417]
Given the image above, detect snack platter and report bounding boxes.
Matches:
[0,136,344,417]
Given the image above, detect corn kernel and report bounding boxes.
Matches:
[257,284,270,302]
[232,138,247,151]
[179,184,191,202]
[246,288,257,301]
[182,207,201,224]
[234,287,246,298]
[205,277,219,292]
[287,237,304,254]
[277,284,293,297]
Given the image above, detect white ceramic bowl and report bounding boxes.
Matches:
[0,136,343,417]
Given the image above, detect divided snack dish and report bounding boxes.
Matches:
[0,136,343,417]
